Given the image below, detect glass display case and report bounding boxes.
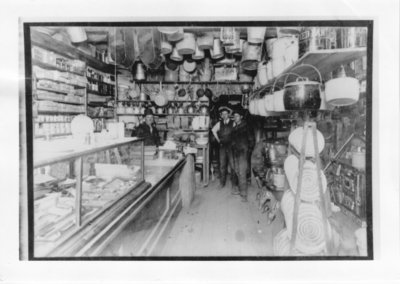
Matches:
[32,137,146,257]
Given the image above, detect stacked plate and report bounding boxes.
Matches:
[288,127,325,157]
[273,228,303,256]
[279,191,329,255]
[284,155,327,202]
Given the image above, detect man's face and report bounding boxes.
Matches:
[145,115,154,125]
[220,111,229,120]
[233,113,242,124]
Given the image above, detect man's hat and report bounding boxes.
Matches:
[232,107,244,116]
[218,106,232,114]
[143,108,154,116]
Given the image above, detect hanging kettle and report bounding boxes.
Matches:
[283,64,322,111]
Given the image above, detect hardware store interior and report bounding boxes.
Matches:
[21,23,371,258]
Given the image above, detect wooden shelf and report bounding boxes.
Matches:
[36,86,72,95]
[36,97,84,106]
[117,113,207,117]
[35,133,72,138]
[117,100,210,103]
[135,81,254,85]
[35,76,86,89]
[88,115,115,119]
[253,47,367,96]
[87,90,114,97]
[38,110,85,115]
[32,59,85,77]
[31,30,116,74]
[87,102,114,108]
[87,77,116,86]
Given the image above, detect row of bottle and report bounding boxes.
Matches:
[87,77,115,96]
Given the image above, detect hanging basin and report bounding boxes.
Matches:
[325,77,360,106]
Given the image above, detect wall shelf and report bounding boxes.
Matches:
[37,110,85,115]
[253,47,367,96]
[35,77,86,89]
[117,100,210,103]
[87,90,114,97]
[32,59,85,77]
[117,113,207,117]
[135,81,254,85]
[31,29,116,74]
[36,97,85,106]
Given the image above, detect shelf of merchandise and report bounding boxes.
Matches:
[31,29,116,73]
[117,113,208,117]
[35,97,85,106]
[32,59,86,77]
[35,132,72,139]
[252,47,367,97]
[37,110,85,115]
[116,100,210,103]
[135,81,254,85]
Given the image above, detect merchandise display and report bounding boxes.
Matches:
[23,23,370,259]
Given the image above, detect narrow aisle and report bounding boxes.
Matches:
[160,179,285,256]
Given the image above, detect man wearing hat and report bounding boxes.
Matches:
[131,108,160,146]
[211,106,237,190]
[231,107,255,202]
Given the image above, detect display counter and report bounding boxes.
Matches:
[31,136,192,258]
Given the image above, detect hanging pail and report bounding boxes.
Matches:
[257,98,267,116]
[225,30,241,54]
[241,42,261,71]
[271,57,287,78]
[220,27,236,46]
[167,27,184,42]
[158,27,180,34]
[257,61,269,86]
[266,38,277,58]
[197,32,214,50]
[264,94,275,112]
[170,47,183,61]
[270,36,298,59]
[183,59,197,73]
[234,39,246,56]
[133,62,146,81]
[210,38,224,59]
[273,89,285,111]
[160,34,173,54]
[66,27,87,43]
[192,42,205,60]
[247,27,266,44]
[325,76,360,106]
[164,65,179,82]
[176,33,196,55]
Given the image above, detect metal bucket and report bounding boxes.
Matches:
[241,41,261,71]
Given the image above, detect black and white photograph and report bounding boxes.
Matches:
[20,21,373,259]
[0,0,399,283]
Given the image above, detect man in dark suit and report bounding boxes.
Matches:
[131,108,160,146]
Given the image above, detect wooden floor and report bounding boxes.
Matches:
[158,178,285,257]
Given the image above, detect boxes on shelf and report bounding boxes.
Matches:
[36,100,85,113]
[32,46,86,75]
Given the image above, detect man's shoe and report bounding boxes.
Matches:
[241,196,248,202]
[231,190,240,195]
